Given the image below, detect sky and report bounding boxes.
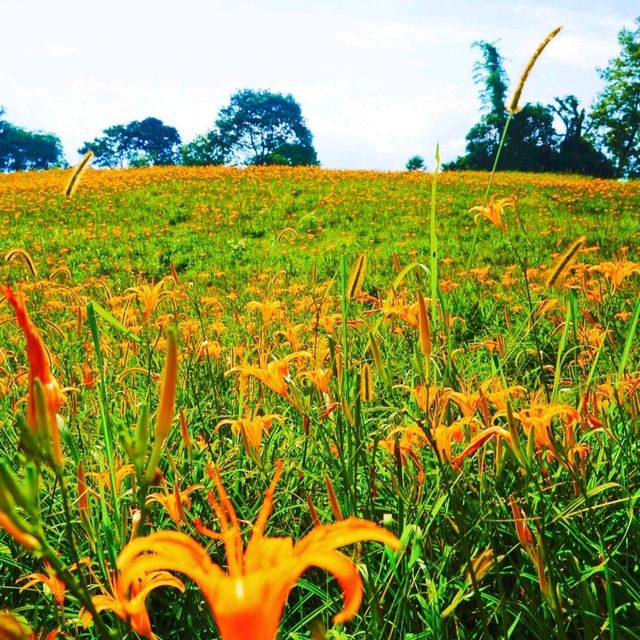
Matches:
[1,0,637,170]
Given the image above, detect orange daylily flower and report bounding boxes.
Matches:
[18,563,65,608]
[1,286,63,465]
[227,352,311,408]
[515,393,579,452]
[216,413,282,456]
[91,462,135,495]
[483,380,526,413]
[448,380,492,421]
[115,461,400,640]
[246,299,283,325]
[308,367,333,395]
[432,420,468,462]
[274,323,307,353]
[589,259,640,292]
[411,383,444,413]
[0,612,29,640]
[125,278,182,324]
[228,359,283,396]
[451,426,512,469]
[81,570,185,640]
[146,482,203,527]
[469,195,515,228]
[383,296,421,329]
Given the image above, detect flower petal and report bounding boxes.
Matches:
[295,517,400,556]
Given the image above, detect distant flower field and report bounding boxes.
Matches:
[0,165,639,639]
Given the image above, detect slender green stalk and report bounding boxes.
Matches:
[86,301,122,538]
[464,111,513,272]
[617,294,640,382]
[429,145,440,385]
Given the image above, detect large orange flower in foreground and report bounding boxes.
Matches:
[114,462,400,640]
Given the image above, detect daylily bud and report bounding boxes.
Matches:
[144,328,178,485]
[155,328,178,444]
[2,286,63,468]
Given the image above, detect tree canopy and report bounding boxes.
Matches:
[406,155,426,171]
[590,17,640,177]
[0,108,65,172]
[79,117,182,168]
[446,41,615,176]
[190,90,319,167]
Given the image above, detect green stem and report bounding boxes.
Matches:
[465,111,513,274]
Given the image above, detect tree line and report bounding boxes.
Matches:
[0,89,319,172]
[1,17,638,177]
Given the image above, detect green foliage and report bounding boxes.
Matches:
[553,96,614,178]
[405,155,426,171]
[0,108,65,172]
[181,133,225,166]
[447,42,618,176]
[211,89,319,166]
[502,103,558,171]
[590,16,640,177]
[472,40,509,123]
[79,117,182,168]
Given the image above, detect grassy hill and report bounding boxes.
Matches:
[0,166,639,639]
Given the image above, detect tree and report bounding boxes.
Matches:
[127,118,182,166]
[79,124,129,168]
[181,134,225,166]
[0,108,65,172]
[552,95,613,177]
[444,42,509,170]
[79,117,181,168]
[502,103,558,172]
[590,17,640,177]
[405,155,426,171]
[212,89,318,166]
[472,41,509,123]
[446,42,558,172]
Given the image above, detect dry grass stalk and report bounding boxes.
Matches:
[509,26,563,113]
[64,150,94,198]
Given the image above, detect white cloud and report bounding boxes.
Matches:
[27,45,80,58]
[1,0,637,170]
[335,22,480,51]
[544,30,620,69]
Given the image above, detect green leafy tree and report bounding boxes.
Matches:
[405,155,426,171]
[181,133,226,166]
[127,117,182,166]
[445,42,508,170]
[79,124,130,168]
[473,41,509,121]
[590,17,640,177]
[552,95,613,177]
[503,103,558,171]
[446,42,559,172]
[0,108,65,172]
[212,89,319,166]
[79,117,181,168]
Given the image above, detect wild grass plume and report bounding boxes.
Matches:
[545,234,586,289]
[509,26,563,113]
[64,150,94,198]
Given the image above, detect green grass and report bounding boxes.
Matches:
[0,165,639,639]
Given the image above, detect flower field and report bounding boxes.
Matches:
[0,165,639,639]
